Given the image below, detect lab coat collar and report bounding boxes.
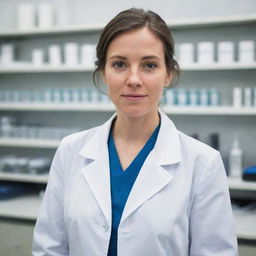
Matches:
[78,110,181,224]
[79,110,181,165]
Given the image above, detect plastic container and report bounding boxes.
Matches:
[238,40,255,63]
[197,42,214,64]
[1,44,15,65]
[32,49,44,66]
[229,135,243,177]
[17,3,36,30]
[233,87,242,108]
[48,45,61,66]
[217,41,234,64]
[81,44,96,68]
[64,43,79,66]
[38,3,54,28]
[244,87,252,107]
[178,43,194,65]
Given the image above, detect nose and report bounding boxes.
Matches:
[126,68,143,88]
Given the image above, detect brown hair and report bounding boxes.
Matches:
[93,8,180,88]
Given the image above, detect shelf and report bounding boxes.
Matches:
[234,211,256,240]
[0,138,59,148]
[228,178,256,191]
[0,14,255,37]
[0,195,41,221]
[0,102,115,111]
[180,62,256,71]
[0,104,255,115]
[0,172,48,184]
[0,65,94,73]
[163,106,256,115]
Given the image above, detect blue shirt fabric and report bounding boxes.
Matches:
[107,122,160,256]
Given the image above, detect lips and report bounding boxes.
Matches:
[121,94,147,101]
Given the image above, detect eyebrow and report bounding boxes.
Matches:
[108,55,161,61]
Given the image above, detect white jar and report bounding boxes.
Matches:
[197,42,214,64]
[244,87,252,107]
[233,87,242,108]
[64,43,79,66]
[32,49,44,66]
[17,3,36,30]
[48,45,61,66]
[217,41,234,64]
[178,43,194,65]
[38,3,54,29]
[238,40,255,63]
[81,44,96,68]
[1,44,15,65]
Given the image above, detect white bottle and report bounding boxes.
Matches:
[233,87,242,108]
[197,42,214,64]
[178,43,194,66]
[229,136,243,178]
[244,87,252,107]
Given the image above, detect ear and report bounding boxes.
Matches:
[164,71,173,87]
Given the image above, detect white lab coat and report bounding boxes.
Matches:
[32,111,238,256]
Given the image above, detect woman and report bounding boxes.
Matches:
[33,8,238,256]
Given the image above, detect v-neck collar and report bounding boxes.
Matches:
[108,123,161,173]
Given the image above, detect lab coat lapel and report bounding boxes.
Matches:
[121,111,181,223]
[79,115,116,224]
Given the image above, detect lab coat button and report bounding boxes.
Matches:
[102,224,108,231]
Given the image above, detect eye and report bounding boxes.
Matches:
[111,61,127,69]
[143,62,158,70]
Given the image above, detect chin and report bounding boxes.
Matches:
[117,105,158,118]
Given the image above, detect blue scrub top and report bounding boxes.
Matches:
[107,122,160,256]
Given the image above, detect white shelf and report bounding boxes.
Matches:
[180,62,256,71]
[163,106,256,115]
[0,14,255,37]
[228,178,256,191]
[0,195,41,220]
[0,65,94,73]
[0,172,48,184]
[234,211,256,240]
[0,102,115,111]
[0,138,59,148]
[0,104,255,115]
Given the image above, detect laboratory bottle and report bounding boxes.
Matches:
[229,136,243,178]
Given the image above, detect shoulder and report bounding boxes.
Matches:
[58,125,100,153]
[177,130,221,168]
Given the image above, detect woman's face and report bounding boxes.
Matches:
[103,26,172,118]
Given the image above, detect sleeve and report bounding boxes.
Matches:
[189,151,239,256]
[32,139,69,256]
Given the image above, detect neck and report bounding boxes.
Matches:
[113,111,160,143]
